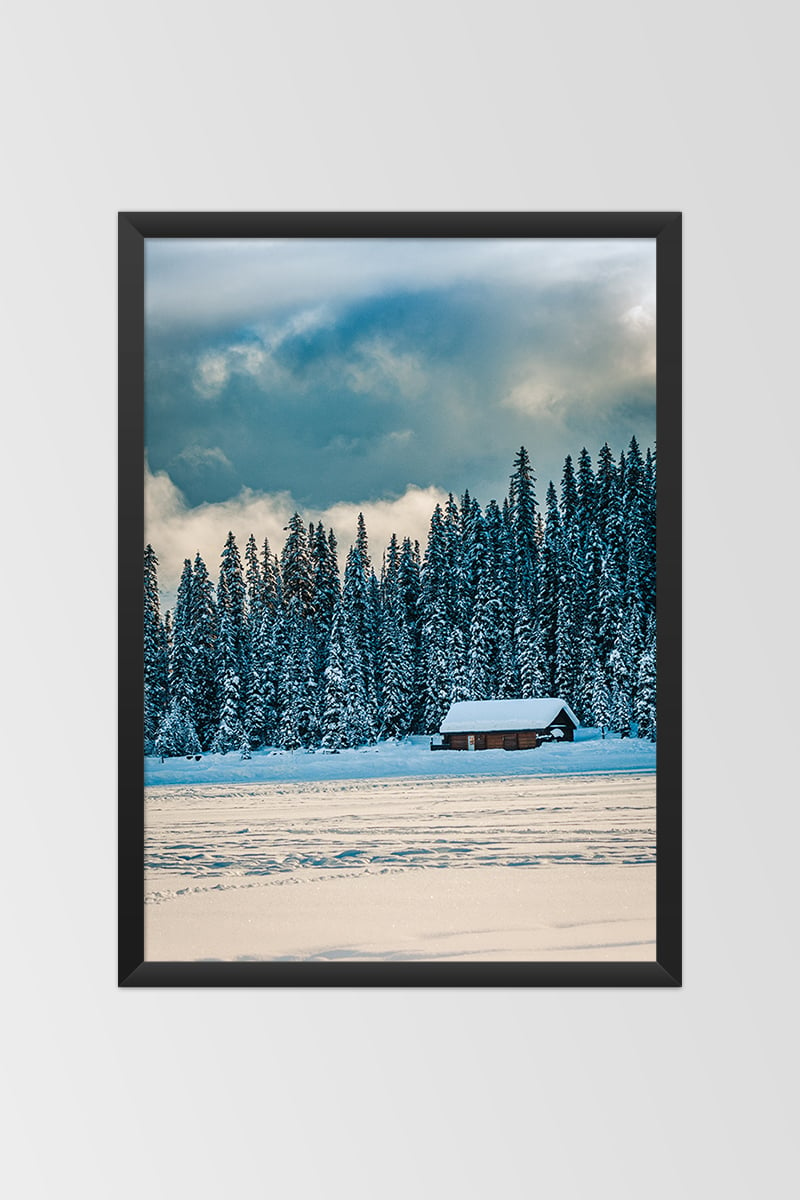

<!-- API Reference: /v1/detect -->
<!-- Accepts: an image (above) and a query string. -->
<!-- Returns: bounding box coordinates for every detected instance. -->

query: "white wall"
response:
[4,3,796,1196]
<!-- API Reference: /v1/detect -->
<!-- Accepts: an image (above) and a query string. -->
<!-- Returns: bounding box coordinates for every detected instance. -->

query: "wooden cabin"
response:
[433,698,579,751]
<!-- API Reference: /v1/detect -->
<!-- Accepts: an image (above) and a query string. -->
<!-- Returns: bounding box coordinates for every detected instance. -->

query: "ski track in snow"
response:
[145,773,656,905]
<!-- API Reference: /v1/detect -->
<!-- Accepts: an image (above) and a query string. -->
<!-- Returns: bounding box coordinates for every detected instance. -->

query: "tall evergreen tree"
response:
[484,499,517,697]
[154,696,201,759]
[342,515,379,741]
[642,446,657,614]
[217,532,250,722]
[245,533,264,625]
[420,504,453,731]
[169,559,195,716]
[275,598,306,750]
[397,536,423,729]
[321,602,350,749]
[537,483,562,695]
[190,553,218,749]
[592,661,611,738]
[609,637,632,738]
[380,606,416,739]
[143,545,168,754]
[280,513,314,616]
[260,536,281,615]
[509,444,538,606]
[635,617,657,741]
[311,521,340,638]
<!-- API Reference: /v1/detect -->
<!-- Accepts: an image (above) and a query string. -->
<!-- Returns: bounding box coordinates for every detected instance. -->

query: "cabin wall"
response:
[441,730,539,750]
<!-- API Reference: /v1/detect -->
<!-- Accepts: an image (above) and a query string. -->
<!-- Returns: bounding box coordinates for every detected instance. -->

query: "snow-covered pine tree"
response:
[509,447,538,694]
[635,616,657,740]
[210,598,246,754]
[381,532,400,601]
[245,533,264,627]
[249,606,278,747]
[341,515,380,743]
[189,553,218,749]
[321,602,350,749]
[143,545,168,754]
[169,559,195,720]
[420,503,453,731]
[280,513,314,617]
[537,482,562,696]
[608,639,632,738]
[154,696,202,759]
[397,536,423,731]
[597,551,623,673]
[163,609,173,664]
[443,493,463,637]
[621,437,647,641]
[379,607,416,740]
[448,625,469,705]
[311,521,340,640]
[576,447,601,655]
[298,636,321,748]
[576,447,597,537]
[554,591,577,703]
[260,536,281,617]
[465,509,494,700]
[596,442,624,581]
[457,492,482,635]
[467,569,494,700]
[516,606,544,698]
[591,660,611,738]
[574,633,597,726]
[557,453,587,707]
[217,532,250,722]
[275,596,305,750]
[484,498,517,698]
[619,602,644,719]
[398,536,421,632]
[559,454,579,545]
[581,520,604,652]
[378,534,416,740]
[643,446,657,615]
[368,570,383,721]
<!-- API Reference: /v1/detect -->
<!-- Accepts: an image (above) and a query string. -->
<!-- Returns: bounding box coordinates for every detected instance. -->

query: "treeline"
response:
[144,440,656,757]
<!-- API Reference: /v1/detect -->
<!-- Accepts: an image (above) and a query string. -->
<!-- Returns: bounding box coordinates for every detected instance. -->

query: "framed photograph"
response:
[119,212,681,986]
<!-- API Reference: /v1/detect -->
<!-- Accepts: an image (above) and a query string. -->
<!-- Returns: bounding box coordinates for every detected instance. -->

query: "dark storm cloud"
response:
[144,239,656,515]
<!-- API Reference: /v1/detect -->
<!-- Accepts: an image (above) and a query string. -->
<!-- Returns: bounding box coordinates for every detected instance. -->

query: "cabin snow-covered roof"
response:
[439,698,579,733]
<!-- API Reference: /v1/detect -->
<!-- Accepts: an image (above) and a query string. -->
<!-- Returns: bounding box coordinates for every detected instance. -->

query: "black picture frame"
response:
[119,211,681,987]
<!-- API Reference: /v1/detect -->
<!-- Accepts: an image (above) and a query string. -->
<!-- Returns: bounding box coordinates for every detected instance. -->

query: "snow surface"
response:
[144,727,655,787]
[440,697,580,732]
[144,771,656,962]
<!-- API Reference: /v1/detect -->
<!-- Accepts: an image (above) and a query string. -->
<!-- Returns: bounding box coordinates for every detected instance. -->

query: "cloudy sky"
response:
[145,237,656,602]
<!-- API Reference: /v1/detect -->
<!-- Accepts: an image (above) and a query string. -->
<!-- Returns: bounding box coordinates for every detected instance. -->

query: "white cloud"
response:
[194,341,271,399]
[384,429,414,446]
[345,337,426,398]
[194,351,231,398]
[144,461,448,606]
[191,307,333,399]
[147,238,657,334]
[174,444,232,471]
[622,302,655,332]
[502,378,566,421]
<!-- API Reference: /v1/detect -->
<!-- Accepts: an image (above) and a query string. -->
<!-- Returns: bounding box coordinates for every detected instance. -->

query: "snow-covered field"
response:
[144,755,656,962]
[144,728,656,787]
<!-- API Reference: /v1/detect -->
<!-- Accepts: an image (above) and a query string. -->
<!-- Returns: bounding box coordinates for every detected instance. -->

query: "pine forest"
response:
[144,439,657,757]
